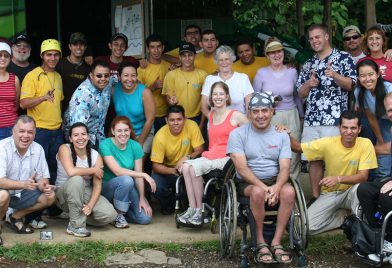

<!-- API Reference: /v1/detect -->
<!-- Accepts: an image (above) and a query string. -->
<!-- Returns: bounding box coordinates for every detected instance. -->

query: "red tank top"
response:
[202,110,237,160]
[0,73,17,128]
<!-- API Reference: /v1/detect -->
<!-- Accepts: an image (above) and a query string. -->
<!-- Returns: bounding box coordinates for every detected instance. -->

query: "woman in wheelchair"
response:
[178,81,248,225]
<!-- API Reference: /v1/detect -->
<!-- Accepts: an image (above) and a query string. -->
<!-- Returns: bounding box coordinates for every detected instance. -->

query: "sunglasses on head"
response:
[95,74,110,79]
[344,35,360,41]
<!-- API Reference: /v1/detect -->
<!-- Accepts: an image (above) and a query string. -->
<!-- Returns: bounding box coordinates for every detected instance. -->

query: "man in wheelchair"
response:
[227,92,295,264]
[287,110,378,235]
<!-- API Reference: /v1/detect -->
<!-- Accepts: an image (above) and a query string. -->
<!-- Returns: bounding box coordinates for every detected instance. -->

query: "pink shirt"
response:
[0,73,17,128]
[202,110,237,160]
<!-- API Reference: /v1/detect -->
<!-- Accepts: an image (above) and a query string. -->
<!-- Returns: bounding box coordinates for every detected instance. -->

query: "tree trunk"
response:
[323,0,332,37]
[296,0,304,38]
[365,0,377,29]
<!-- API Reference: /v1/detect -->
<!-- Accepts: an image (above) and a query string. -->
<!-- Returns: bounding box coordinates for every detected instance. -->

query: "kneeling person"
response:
[151,105,204,215]
[0,116,55,241]
[227,92,294,264]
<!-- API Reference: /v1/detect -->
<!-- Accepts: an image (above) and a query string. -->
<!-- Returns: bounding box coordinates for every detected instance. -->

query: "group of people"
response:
[0,21,391,264]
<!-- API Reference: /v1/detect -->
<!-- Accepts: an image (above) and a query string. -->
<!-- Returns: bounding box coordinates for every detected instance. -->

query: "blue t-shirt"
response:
[354,81,392,118]
[99,137,144,181]
[113,82,146,136]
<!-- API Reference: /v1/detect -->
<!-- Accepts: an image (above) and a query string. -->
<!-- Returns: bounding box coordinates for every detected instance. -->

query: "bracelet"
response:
[337,176,341,184]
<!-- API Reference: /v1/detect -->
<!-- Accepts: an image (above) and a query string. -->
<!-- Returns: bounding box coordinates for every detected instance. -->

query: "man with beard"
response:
[7,34,37,84]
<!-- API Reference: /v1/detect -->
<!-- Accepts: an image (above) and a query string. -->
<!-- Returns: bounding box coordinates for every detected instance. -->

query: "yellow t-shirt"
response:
[166,47,180,57]
[151,119,205,167]
[137,60,170,117]
[233,57,270,83]
[194,53,218,74]
[20,67,64,130]
[162,68,207,118]
[301,136,377,193]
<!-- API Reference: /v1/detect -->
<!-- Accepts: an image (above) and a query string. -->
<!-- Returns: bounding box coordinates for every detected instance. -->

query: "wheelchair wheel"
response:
[219,179,237,258]
[289,179,309,251]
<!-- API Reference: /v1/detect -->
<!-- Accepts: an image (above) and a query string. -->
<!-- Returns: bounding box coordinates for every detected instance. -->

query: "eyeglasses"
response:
[186,31,200,36]
[95,74,110,79]
[0,53,11,59]
[344,35,360,41]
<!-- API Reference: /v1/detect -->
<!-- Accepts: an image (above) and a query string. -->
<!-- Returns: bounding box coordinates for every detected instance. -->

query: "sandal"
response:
[256,243,274,264]
[6,215,34,234]
[271,244,292,264]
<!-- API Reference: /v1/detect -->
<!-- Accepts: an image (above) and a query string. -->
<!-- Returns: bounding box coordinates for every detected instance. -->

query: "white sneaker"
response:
[189,211,202,226]
[384,240,392,253]
[178,208,195,224]
[29,219,47,229]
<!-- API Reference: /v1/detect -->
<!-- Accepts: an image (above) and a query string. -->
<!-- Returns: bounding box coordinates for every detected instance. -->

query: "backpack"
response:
[341,214,381,257]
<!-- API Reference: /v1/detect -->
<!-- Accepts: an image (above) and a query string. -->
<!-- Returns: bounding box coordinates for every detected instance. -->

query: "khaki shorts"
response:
[235,177,277,196]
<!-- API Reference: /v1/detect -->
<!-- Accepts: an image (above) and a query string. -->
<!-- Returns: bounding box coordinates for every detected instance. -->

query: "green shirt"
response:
[99,138,144,181]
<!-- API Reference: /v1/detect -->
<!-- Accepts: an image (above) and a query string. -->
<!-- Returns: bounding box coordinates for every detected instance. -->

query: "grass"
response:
[0,234,349,265]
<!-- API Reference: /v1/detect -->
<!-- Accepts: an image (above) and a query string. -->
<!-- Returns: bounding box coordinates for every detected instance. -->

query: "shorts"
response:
[235,177,276,196]
[9,189,42,210]
[301,125,340,160]
[185,156,229,177]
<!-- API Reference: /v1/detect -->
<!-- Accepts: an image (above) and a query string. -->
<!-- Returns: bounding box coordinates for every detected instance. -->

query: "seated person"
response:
[56,122,117,237]
[357,92,392,262]
[286,110,377,234]
[179,82,248,225]
[99,116,155,227]
[227,92,294,264]
[151,105,204,215]
[0,115,55,242]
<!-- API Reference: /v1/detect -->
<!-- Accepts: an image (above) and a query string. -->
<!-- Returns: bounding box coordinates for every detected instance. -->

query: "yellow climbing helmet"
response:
[40,39,62,55]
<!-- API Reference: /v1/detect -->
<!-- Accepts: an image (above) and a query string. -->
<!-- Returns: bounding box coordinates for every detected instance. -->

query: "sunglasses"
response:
[95,74,110,79]
[344,35,360,41]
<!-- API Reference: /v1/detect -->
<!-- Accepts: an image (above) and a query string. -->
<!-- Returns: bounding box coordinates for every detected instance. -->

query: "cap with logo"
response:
[111,33,128,45]
[179,42,196,54]
[69,32,86,44]
[12,34,30,45]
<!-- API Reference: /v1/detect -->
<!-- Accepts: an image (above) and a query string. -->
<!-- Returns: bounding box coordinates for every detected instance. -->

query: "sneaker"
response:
[189,211,202,226]
[66,223,91,237]
[112,214,129,229]
[29,218,47,229]
[178,208,195,224]
[384,240,392,253]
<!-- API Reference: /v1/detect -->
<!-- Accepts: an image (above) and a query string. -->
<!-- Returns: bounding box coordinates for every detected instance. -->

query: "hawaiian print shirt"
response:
[296,48,357,126]
[63,77,113,145]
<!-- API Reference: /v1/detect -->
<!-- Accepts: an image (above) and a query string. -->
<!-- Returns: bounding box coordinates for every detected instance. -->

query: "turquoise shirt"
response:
[113,82,146,136]
[99,138,144,181]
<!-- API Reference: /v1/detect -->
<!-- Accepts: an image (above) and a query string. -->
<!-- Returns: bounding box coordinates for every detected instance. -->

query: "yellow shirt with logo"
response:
[151,119,204,167]
[301,136,377,193]
[137,60,170,117]
[194,53,218,74]
[162,68,207,118]
[21,67,64,130]
[233,57,270,83]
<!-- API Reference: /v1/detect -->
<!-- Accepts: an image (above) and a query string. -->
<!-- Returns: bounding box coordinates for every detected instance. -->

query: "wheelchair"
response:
[174,165,229,233]
[219,159,309,267]
[354,205,392,267]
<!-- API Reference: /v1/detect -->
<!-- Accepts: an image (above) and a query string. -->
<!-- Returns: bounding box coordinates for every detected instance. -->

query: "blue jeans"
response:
[360,116,392,181]
[152,173,177,211]
[102,175,151,225]
[0,127,12,140]
[34,128,64,184]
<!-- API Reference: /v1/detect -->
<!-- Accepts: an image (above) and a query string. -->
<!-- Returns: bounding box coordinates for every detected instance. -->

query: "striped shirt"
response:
[0,73,17,128]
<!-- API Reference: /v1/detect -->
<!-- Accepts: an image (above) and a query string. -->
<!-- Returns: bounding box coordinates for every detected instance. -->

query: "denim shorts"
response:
[9,189,42,210]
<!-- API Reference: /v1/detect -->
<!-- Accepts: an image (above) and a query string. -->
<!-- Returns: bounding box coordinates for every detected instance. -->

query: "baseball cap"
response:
[111,33,128,45]
[248,92,275,110]
[69,32,86,44]
[265,41,284,54]
[179,42,196,54]
[342,25,361,37]
[12,34,30,45]
[0,42,11,55]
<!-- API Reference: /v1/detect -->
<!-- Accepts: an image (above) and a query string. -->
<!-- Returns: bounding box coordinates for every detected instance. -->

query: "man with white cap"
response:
[296,24,357,206]
[7,34,37,83]
[227,92,294,264]
[342,25,365,64]
[20,39,64,228]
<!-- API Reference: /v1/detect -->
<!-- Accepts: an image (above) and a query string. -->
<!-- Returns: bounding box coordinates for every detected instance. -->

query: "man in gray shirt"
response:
[0,115,55,243]
[227,92,293,264]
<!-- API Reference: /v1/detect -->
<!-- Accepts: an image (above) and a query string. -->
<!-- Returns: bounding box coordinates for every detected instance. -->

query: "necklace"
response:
[45,71,56,91]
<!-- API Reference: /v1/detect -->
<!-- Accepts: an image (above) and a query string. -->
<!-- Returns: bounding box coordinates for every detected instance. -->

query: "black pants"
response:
[357,180,392,240]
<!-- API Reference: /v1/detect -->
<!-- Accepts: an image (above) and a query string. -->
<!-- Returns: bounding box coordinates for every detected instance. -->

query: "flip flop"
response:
[271,244,292,264]
[6,215,34,234]
[256,243,274,264]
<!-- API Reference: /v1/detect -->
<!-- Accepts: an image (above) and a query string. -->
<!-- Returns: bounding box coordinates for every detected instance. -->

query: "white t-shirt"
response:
[201,72,254,114]
[56,144,99,187]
